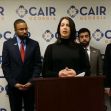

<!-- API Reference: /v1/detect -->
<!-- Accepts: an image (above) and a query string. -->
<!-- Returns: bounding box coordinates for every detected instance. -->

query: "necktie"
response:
[85,48,89,61]
[20,41,25,62]
[85,48,91,75]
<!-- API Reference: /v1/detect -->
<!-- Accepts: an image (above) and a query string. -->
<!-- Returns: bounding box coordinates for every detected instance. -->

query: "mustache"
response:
[23,33,28,36]
[14,32,30,38]
[82,40,88,42]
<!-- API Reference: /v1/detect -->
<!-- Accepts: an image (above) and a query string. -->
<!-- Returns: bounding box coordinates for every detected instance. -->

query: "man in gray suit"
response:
[78,28,103,76]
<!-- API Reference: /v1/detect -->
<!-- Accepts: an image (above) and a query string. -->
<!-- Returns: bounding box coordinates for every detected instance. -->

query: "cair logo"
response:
[0,84,7,93]
[0,56,2,64]
[92,29,111,43]
[0,31,31,41]
[0,85,4,93]
[67,5,106,20]
[92,29,104,41]
[0,33,2,39]
[67,6,79,18]
[0,108,7,111]
[42,30,54,42]
[0,6,4,16]
[0,6,5,21]
[16,5,56,19]
[16,5,28,18]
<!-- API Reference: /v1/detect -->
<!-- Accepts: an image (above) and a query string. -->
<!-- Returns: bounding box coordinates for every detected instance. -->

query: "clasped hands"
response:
[15,82,32,91]
[104,88,111,96]
[58,67,76,77]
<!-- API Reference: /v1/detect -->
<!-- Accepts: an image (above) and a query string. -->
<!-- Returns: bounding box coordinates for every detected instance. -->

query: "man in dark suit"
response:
[1,19,42,111]
[78,28,103,76]
[104,44,111,104]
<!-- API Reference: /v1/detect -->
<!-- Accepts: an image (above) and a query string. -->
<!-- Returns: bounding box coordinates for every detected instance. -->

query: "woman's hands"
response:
[104,88,111,96]
[58,67,76,77]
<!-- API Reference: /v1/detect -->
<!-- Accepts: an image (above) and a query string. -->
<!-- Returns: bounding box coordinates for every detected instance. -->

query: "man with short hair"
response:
[78,28,103,76]
[1,19,42,111]
[104,43,111,110]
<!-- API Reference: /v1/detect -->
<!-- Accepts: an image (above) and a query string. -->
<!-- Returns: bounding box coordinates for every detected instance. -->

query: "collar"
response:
[16,36,26,45]
[84,46,90,51]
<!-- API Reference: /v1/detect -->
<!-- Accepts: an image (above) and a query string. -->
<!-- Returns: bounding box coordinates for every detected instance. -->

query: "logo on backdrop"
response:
[92,29,104,41]
[0,108,7,111]
[16,5,56,20]
[0,31,14,40]
[0,85,7,93]
[0,56,2,64]
[0,31,31,41]
[41,29,111,43]
[67,5,106,20]
[0,6,4,15]
[0,85,4,93]
[67,6,79,18]
[0,33,2,39]
[42,30,54,42]
[16,5,28,18]
[0,6,5,20]
[105,30,111,39]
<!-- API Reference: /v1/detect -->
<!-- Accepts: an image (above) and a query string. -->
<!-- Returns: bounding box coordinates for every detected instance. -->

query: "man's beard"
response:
[19,35,28,40]
[80,42,89,47]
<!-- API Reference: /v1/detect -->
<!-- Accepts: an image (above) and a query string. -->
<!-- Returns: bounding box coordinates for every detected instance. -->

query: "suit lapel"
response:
[90,47,96,65]
[90,47,92,63]
[24,38,31,62]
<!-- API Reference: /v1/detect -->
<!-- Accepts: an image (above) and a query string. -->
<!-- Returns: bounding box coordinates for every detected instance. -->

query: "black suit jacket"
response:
[103,43,111,87]
[1,37,42,88]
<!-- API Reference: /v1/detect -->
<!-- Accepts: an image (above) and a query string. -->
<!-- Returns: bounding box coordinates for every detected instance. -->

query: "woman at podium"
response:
[42,16,90,77]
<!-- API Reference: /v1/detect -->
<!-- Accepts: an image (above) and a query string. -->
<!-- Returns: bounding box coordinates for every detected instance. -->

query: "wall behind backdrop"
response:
[0,0,111,110]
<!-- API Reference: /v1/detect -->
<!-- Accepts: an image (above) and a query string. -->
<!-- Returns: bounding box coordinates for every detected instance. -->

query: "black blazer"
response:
[103,43,111,87]
[1,37,42,88]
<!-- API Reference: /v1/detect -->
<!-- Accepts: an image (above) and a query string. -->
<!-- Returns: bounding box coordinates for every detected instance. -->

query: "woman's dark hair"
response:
[56,16,76,44]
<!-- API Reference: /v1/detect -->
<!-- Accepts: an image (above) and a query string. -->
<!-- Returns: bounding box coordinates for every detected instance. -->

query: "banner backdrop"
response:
[0,0,111,110]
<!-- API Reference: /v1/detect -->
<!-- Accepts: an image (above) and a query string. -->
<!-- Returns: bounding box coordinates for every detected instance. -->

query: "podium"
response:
[33,76,105,111]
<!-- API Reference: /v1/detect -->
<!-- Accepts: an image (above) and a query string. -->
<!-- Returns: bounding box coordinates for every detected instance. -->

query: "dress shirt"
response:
[16,36,26,51]
[85,46,90,60]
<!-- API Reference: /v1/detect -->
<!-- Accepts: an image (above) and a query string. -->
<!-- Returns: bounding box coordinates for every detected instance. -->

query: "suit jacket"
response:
[90,46,103,76]
[103,43,111,87]
[1,37,42,89]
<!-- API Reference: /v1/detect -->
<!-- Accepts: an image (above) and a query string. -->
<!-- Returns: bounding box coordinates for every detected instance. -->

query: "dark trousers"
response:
[8,87,35,111]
